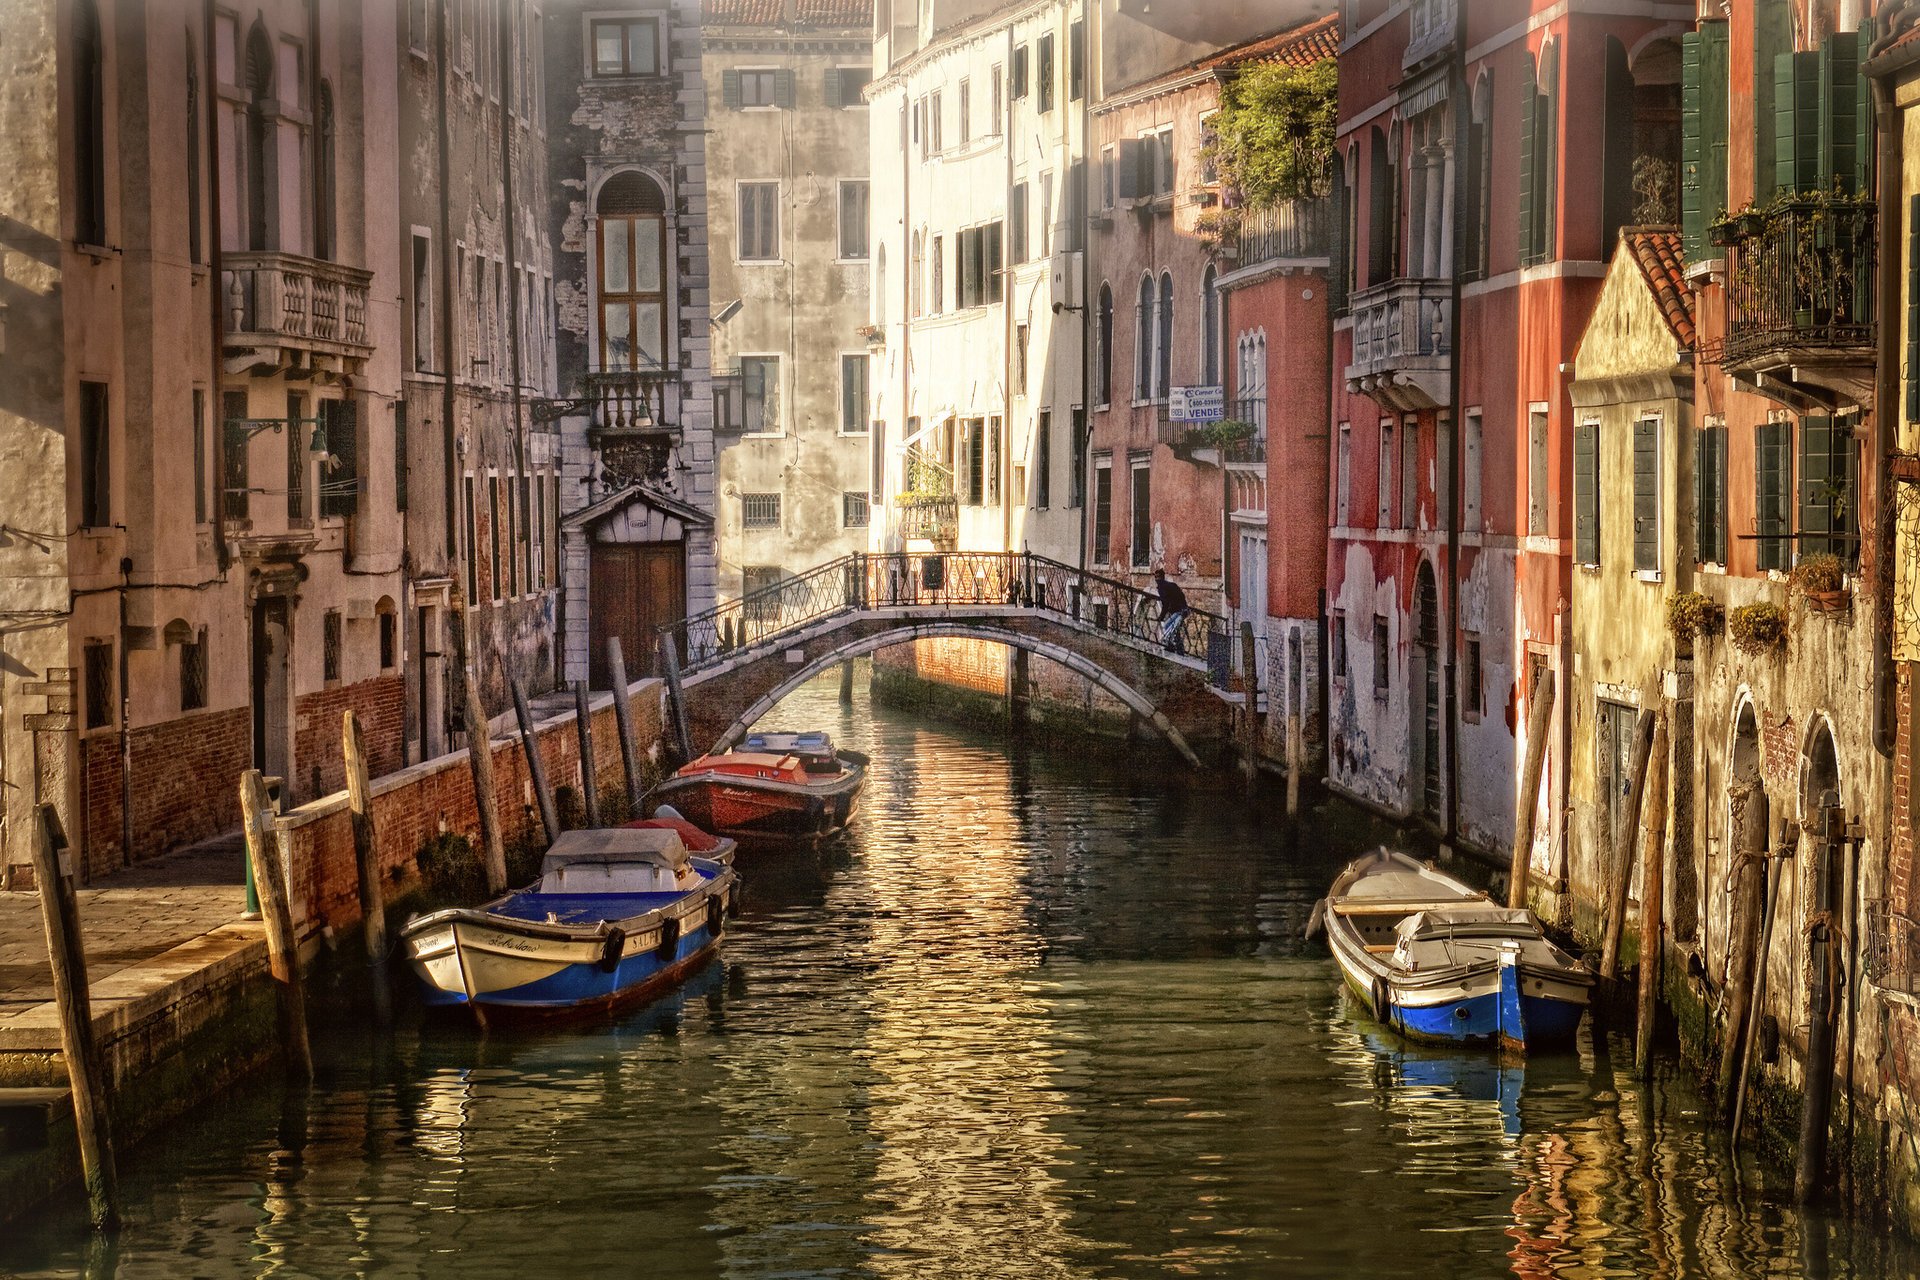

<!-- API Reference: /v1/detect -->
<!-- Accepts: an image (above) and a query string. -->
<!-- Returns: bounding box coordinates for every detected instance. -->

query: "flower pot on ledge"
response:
[1805,588,1850,615]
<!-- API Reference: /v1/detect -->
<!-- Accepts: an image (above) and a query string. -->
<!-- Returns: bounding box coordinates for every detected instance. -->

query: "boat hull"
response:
[1335,952,1588,1049]
[650,764,865,842]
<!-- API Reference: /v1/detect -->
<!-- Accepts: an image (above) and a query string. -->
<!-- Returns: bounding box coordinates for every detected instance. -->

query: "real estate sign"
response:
[1169,385,1225,423]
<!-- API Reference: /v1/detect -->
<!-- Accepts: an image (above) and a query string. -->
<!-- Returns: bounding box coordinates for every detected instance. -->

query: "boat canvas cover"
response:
[1395,907,1539,945]
[540,827,691,876]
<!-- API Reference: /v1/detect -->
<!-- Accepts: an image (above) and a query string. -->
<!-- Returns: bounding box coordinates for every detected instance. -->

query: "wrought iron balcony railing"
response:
[895,448,958,541]
[223,251,372,356]
[1224,396,1267,465]
[1721,197,1876,371]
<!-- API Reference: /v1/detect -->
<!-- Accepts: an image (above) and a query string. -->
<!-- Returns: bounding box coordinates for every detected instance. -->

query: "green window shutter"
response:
[1857,19,1877,194]
[1821,33,1859,194]
[1574,422,1599,565]
[723,70,742,111]
[1694,424,1709,563]
[824,67,843,109]
[1541,51,1559,262]
[1757,421,1792,571]
[1713,427,1728,565]
[1518,54,1537,266]
[1681,33,1704,260]
[1754,0,1793,200]
[1703,23,1730,247]
[1838,418,1860,567]
[1633,419,1658,573]
[1776,51,1820,195]
[1800,414,1832,558]
[774,68,795,109]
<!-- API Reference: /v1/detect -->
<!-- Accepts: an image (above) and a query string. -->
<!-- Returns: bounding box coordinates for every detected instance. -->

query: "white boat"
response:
[1313,849,1593,1051]
[402,825,737,1019]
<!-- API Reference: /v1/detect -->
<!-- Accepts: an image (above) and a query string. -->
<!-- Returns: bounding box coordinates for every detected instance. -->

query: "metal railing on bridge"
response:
[660,552,1233,687]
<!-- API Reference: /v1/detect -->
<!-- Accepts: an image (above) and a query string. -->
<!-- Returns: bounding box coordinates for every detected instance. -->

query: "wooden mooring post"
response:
[606,637,647,816]
[574,680,601,828]
[28,804,118,1231]
[239,769,313,1080]
[1507,670,1556,909]
[1600,709,1658,982]
[1718,786,1768,1114]
[509,674,561,844]
[659,635,695,764]
[342,711,392,1026]
[1634,711,1670,1077]
[1285,707,1303,819]
[1239,622,1259,792]
[454,605,508,895]
[839,659,856,705]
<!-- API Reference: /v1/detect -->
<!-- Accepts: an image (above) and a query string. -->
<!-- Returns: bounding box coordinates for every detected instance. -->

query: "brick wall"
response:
[279,679,666,938]
[875,637,1134,722]
[80,707,251,879]
[292,675,406,803]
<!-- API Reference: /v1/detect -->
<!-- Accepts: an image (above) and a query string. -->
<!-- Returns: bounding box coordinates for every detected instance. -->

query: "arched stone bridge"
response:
[658,553,1245,767]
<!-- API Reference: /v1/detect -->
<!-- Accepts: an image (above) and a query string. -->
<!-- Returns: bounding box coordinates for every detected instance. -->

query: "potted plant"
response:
[1728,601,1789,657]
[1792,552,1849,614]
[1665,591,1724,643]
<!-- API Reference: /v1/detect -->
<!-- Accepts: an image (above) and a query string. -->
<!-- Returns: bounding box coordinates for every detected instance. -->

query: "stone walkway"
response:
[0,833,249,1023]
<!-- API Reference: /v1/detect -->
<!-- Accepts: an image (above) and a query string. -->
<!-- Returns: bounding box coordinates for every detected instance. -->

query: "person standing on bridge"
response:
[1153,568,1190,655]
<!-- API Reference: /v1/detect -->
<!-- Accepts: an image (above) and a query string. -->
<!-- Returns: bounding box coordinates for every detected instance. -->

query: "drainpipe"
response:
[437,0,459,570]
[1002,21,1017,555]
[1441,3,1467,845]
[117,559,132,868]
[206,0,228,571]
[1868,14,1912,762]
[1076,0,1094,572]
[499,0,529,668]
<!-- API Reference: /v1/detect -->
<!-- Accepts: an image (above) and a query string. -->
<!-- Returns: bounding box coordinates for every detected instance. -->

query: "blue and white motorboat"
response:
[401,825,737,1019]
[1314,849,1592,1052]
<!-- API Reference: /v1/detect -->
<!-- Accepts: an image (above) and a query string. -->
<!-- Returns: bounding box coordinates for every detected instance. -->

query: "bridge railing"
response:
[662,552,1232,685]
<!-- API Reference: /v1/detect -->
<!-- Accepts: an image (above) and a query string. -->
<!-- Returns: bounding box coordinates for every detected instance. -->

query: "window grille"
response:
[742,492,782,528]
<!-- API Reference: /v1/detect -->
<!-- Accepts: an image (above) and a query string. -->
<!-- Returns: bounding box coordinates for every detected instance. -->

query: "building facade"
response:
[705,0,875,604]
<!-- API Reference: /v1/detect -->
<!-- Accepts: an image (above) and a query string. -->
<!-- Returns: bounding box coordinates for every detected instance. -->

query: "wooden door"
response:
[590,541,686,688]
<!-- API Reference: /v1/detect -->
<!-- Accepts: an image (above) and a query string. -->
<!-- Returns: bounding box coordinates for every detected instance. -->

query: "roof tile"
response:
[1622,227,1696,350]
[705,0,872,28]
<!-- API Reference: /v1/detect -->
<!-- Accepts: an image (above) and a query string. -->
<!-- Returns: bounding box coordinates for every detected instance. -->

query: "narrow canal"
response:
[5,668,1917,1277]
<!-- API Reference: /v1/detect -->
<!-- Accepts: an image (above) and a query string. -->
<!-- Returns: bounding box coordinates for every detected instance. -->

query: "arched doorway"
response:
[1719,700,1765,983]
[1412,562,1441,822]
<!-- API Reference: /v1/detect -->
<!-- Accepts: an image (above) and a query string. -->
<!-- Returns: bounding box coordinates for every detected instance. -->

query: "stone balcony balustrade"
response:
[222,250,372,378]
[1344,276,1452,413]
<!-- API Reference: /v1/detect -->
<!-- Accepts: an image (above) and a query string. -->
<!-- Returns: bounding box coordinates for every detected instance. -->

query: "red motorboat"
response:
[647,731,868,844]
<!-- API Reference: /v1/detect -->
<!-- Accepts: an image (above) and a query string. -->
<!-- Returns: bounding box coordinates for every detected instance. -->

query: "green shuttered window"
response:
[1680,24,1729,263]
[1574,422,1599,566]
[1798,414,1858,564]
[1695,423,1727,566]
[1632,418,1659,574]
[1756,421,1792,572]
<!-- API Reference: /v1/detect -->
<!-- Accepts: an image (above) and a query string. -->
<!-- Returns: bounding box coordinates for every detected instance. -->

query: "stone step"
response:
[0,1087,71,1152]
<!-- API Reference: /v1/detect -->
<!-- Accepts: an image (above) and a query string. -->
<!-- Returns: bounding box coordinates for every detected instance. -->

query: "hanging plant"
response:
[1202,58,1338,209]
[1727,601,1789,656]
[1665,591,1724,642]
[1791,551,1850,614]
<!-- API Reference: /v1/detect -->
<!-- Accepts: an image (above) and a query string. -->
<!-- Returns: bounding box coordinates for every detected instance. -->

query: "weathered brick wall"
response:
[280,679,665,938]
[874,637,1135,721]
[292,675,406,802]
[80,707,251,879]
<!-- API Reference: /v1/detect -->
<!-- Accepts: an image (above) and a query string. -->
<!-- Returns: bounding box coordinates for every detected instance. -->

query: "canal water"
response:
[5,670,1917,1278]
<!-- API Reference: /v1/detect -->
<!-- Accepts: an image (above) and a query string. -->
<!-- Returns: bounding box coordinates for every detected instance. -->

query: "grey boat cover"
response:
[539,827,690,875]
[1395,906,1541,944]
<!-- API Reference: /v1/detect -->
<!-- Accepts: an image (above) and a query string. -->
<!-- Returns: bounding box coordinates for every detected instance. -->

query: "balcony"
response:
[1224,397,1266,468]
[1403,0,1456,68]
[894,448,958,544]
[1720,196,1876,408]
[1344,277,1452,413]
[222,251,372,378]
[588,368,677,433]
[1226,199,1331,268]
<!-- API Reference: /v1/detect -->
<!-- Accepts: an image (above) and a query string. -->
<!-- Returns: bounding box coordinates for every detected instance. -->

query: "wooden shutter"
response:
[1695,425,1727,566]
[1856,19,1876,194]
[1633,419,1658,573]
[1574,422,1599,565]
[1518,53,1537,266]
[774,69,795,109]
[1821,32,1860,194]
[824,67,843,109]
[1800,415,1834,557]
[1775,51,1820,196]
[723,69,742,110]
[1757,421,1790,570]
[1703,23,1730,245]
[1681,33,1705,260]
[1542,56,1558,262]
[1754,0,1793,200]
[1009,183,1027,263]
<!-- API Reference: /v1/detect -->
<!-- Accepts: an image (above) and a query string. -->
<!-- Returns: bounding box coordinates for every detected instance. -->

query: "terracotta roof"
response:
[1198,12,1342,73]
[1623,227,1695,349]
[705,0,873,29]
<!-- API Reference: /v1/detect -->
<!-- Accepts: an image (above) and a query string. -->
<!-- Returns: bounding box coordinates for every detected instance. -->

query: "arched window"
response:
[1156,272,1174,400]
[245,22,274,251]
[1466,72,1492,280]
[595,171,668,370]
[1096,282,1113,406]
[1520,43,1558,265]
[1134,273,1153,401]
[75,0,107,245]
[315,81,335,260]
[1201,265,1219,387]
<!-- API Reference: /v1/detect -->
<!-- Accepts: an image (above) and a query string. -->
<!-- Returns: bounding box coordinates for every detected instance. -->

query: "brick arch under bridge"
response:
[680,616,1233,768]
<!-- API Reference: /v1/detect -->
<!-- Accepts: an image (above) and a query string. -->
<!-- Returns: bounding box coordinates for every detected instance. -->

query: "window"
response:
[931,236,944,313]
[193,390,208,523]
[729,68,785,108]
[1528,408,1549,537]
[1330,611,1348,681]
[1034,410,1052,509]
[1372,617,1390,693]
[1799,414,1858,564]
[187,36,202,263]
[1012,44,1029,99]
[910,231,924,316]
[738,181,780,262]
[1400,416,1418,529]
[742,492,781,529]
[79,380,110,528]
[1465,73,1490,279]
[1037,33,1055,112]
[244,24,274,251]
[742,356,780,432]
[321,398,360,517]
[1463,634,1483,720]
[841,355,868,433]
[1152,127,1176,196]
[1015,324,1030,395]
[411,232,433,372]
[1696,418,1727,564]
[379,608,396,670]
[987,418,1003,506]
[1069,20,1085,101]
[488,477,503,600]
[314,82,335,260]
[1134,275,1154,400]
[84,641,112,731]
[1756,419,1792,571]
[1092,457,1113,564]
[1096,283,1113,405]
[1463,409,1482,531]
[463,474,478,605]
[1336,423,1352,525]
[1009,182,1028,263]
[1039,170,1054,256]
[827,65,871,107]
[955,223,1003,308]
[179,626,208,711]
[223,390,249,521]
[1633,416,1660,574]
[1377,420,1393,528]
[75,0,106,245]
[532,471,546,590]
[1519,44,1559,266]
[1100,146,1115,209]
[1155,273,1173,400]
[1070,406,1087,508]
[286,393,307,522]
[843,491,870,528]
[1130,457,1151,568]
[930,90,943,151]
[990,64,1003,131]
[1202,267,1219,386]
[1680,23,1730,261]
[839,181,870,259]
[958,78,971,146]
[961,418,986,505]
[323,610,342,683]
[1573,420,1599,565]
[393,401,409,514]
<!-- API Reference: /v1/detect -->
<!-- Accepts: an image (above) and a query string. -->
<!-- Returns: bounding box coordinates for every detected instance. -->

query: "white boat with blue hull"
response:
[402,826,738,1019]
[1313,850,1593,1052]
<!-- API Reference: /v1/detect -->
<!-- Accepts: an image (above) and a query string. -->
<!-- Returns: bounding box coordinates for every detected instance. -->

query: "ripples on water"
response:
[3,667,1914,1278]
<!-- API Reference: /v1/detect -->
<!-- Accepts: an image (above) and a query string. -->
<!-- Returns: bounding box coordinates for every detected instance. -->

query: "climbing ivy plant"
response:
[1203,58,1338,211]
